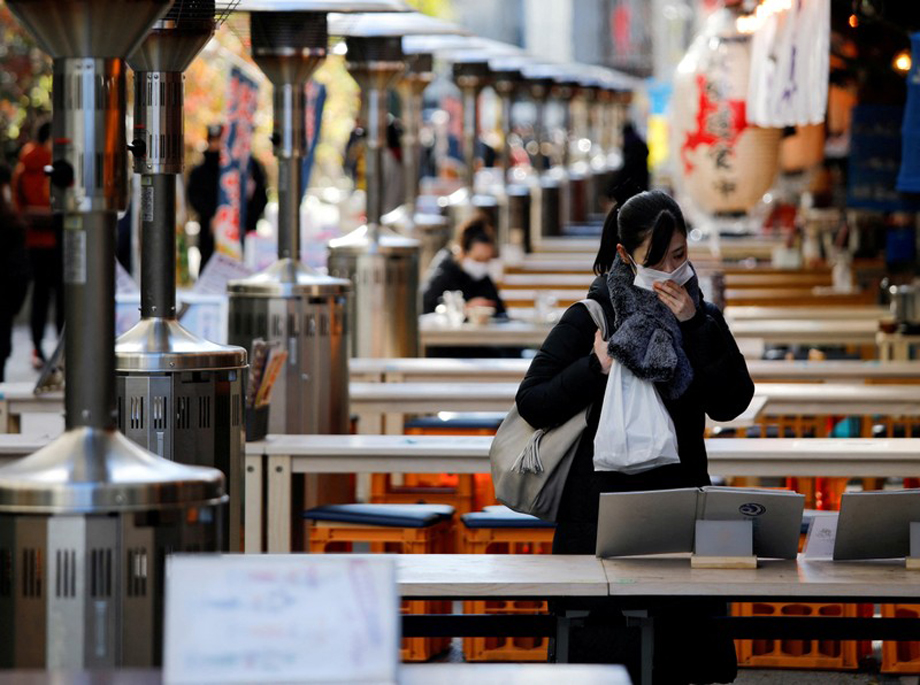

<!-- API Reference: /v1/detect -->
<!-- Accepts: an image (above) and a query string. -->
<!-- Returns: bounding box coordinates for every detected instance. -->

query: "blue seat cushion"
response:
[405,412,505,430]
[302,503,455,528]
[461,505,555,529]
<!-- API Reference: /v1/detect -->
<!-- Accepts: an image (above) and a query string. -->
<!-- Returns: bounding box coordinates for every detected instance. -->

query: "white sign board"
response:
[193,253,253,296]
[164,555,399,685]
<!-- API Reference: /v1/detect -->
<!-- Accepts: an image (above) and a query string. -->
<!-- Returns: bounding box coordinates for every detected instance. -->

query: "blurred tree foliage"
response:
[0,2,52,163]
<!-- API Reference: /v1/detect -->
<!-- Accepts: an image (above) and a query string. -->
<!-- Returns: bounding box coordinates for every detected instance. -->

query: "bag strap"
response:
[576,298,609,340]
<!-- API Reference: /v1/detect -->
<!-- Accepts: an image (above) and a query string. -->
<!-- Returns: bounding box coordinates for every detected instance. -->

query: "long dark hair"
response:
[455,213,496,254]
[593,190,687,275]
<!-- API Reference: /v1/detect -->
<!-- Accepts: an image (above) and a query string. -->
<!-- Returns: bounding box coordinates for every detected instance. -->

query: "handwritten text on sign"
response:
[164,555,399,684]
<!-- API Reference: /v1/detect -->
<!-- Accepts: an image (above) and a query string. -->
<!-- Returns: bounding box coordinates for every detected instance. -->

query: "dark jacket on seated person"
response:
[422,251,506,316]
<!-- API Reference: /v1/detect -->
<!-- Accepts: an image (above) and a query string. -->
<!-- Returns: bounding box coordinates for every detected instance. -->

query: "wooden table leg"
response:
[267,454,292,554]
[244,453,264,554]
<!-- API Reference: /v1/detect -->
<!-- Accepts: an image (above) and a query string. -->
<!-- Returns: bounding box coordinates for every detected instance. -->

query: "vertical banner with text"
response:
[214,67,259,261]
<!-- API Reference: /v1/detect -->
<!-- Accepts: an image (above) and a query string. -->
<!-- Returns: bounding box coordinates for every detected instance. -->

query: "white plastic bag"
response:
[592,361,681,474]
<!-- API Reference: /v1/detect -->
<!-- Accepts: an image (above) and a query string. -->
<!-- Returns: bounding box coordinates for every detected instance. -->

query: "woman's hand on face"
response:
[653,280,697,322]
[593,330,613,375]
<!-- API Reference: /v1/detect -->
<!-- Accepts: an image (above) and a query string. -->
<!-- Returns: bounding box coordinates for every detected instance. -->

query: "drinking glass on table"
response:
[534,291,559,323]
[441,290,466,327]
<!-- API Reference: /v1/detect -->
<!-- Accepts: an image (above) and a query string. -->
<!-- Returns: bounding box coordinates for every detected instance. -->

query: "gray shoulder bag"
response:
[490,299,609,522]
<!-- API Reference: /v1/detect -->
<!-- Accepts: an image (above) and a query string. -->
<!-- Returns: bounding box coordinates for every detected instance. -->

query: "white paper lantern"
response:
[671,8,782,215]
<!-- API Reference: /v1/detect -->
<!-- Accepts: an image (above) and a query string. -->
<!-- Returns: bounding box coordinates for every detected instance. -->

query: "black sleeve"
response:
[422,264,458,314]
[516,303,608,429]
[680,302,755,422]
[481,276,506,316]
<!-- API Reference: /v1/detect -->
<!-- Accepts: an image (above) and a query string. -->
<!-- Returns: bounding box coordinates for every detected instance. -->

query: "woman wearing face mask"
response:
[422,214,507,317]
[516,190,754,684]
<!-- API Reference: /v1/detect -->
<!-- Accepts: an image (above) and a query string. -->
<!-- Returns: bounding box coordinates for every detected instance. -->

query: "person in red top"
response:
[12,119,62,369]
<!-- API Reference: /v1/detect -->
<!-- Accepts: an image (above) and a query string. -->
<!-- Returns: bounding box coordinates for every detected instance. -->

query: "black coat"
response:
[516,274,753,683]
[422,253,506,316]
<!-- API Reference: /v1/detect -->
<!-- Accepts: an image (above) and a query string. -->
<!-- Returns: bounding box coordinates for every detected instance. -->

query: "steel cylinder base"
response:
[328,250,420,359]
[0,502,221,668]
[115,367,244,551]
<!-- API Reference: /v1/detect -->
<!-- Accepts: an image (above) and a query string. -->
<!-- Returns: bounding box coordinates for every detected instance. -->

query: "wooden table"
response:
[418,319,553,352]
[726,305,891,322]
[499,288,588,308]
[243,435,920,554]
[761,382,920,416]
[0,663,629,685]
[0,383,61,434]
[349,382,766,434]
[724,288,875,307]
[727,319,881,347]
[599,555,920,684]
[500,273,596,289]
[9,378,919,436]
[401,663,629,684]
[350,357,920,384]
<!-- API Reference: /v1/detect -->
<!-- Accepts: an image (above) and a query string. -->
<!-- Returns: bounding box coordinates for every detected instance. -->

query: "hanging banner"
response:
[747,0,830,128]
[672,9,781,215]
[301,80,327,197]
[213,67,259,261]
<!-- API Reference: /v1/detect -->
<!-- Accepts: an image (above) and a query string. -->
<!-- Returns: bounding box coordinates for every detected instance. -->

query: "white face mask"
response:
[461,258,491,281]
[630,256,694,291]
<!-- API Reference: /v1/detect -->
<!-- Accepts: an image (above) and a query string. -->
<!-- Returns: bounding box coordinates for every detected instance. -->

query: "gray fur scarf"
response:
[605,254,701,400]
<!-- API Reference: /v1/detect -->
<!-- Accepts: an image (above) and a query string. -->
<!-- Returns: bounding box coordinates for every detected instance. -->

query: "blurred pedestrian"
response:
[12,119,62,369]
[188,124,268,270]
[0,162,31,382]
[187,124,223,271]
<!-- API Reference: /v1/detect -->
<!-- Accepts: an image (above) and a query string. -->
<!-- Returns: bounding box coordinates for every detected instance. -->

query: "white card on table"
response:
[163,555,399,685]
[803,513,838,559]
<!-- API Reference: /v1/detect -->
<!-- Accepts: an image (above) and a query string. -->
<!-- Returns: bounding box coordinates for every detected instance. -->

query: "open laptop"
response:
[596,486,804,559]
[834,490,920,560]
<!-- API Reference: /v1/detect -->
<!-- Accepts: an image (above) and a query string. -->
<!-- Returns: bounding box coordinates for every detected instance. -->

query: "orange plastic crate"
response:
[882,604,920,674]
[462,524,555,661]
[732,602,872,670]
[308,518,452,661]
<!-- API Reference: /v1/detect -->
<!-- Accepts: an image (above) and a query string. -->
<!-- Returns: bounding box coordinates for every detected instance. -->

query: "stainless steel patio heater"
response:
[489,57,530,252]
[332,14,467,280]
[117,0,247,553]
[583,78,611,221]
[228,1,404,432]
[0,0,227,669]
[328,29,420,358]
[553,70,587,229]
[523,64,564,239]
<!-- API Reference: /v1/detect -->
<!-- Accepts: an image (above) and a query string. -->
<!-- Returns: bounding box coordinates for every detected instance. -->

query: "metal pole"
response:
[399,82,424,217]
[461,82,478,192]
[364,85,387,243]
[139,174,177,319]
[64,211,117,430]
[498,83,514,187]
[530,81,550,176]
[274,83,306,261]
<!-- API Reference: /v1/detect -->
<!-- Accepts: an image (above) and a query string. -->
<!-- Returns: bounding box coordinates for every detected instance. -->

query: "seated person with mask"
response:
[422,214,506,317]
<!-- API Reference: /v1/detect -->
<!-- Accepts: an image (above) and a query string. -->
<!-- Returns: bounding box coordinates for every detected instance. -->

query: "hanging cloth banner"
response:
[747,0,830,128]
[214,67,260,261]
[301,80,327,198]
